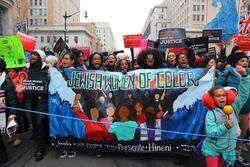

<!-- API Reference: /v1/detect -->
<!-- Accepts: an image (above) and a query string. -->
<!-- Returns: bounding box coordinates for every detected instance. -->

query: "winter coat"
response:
[0,73,18,116]
[202,75,250,162]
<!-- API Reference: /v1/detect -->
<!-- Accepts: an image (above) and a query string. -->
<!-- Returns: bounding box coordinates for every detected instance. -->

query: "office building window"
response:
[34,0,37,5]
[44,9,47,16]
[202,5,205,11]
[34,9,37,16]
[34,19,38,25]
[53,36,57,42]
[47,36,50,43]
[39,9,42,16]
[30,19,33,26]
[43,0,47,5]
[159,14,163,19]
[201,15,204,21]
[193,5,196,11]
[41,36,44,43]
[197,15,200,21]
[39,0,42,5]
[74,36,78,43]
[30,0,33,6]
[197,5,200,11]
[39,19,42,25]
[30,9,33,16]
[44,19,47,25]
[193,15,196,21]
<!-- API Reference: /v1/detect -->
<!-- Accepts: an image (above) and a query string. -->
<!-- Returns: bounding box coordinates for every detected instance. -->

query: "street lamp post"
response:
[63,10,88,42]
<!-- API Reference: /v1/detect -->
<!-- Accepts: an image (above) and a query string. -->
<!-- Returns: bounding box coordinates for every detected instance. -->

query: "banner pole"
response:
[130,48,134,61]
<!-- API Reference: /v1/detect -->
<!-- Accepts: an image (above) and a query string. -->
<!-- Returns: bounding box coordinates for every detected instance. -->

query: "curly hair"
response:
[137,49,164,69]
[115,59,131,72]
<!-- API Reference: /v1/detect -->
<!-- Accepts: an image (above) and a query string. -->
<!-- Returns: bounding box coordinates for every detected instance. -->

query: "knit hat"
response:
[45,55,58,67]
[231,52,249,67]
[31,50,46,62]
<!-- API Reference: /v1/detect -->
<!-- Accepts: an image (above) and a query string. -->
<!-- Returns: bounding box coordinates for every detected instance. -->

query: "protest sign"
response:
[208,47,217,57]
[23,72,48,94]
[140,39,156,51]
[73,47,91,58]
[49,67,213,153]
[123,34,142,48]
[189,37,209,55]
[158,28,186,49]
[17,31,37,52]
[0,36,26,68]
[234,34,250,51]
[53,37,71,59]
[202,29,222,43]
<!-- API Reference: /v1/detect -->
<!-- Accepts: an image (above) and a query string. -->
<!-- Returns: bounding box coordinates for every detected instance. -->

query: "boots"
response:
[13,134,22,147]
[34,137,45,161]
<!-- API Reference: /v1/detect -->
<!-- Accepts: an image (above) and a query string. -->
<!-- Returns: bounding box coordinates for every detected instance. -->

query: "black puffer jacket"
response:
[0,73,18,117]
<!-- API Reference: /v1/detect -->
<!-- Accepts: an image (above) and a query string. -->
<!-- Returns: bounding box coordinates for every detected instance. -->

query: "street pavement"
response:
[2,131,250,167]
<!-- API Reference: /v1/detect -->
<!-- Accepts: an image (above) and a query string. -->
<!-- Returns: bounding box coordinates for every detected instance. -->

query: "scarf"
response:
[0,72,6,133]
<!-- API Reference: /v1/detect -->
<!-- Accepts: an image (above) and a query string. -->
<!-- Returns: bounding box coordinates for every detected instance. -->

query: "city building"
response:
[240,0,250,20]
[94,22,115,52]
[141,3,171,41]
[12,0,29,33]
[82,23,101,52]
[164,0,207,30]
[0,0,14,35]
[27,0,80,27]
[28,23,93,51]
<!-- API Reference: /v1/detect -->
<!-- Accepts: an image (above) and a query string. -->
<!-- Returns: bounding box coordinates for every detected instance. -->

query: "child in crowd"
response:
[216,52,250,166]
[201,65,250,167]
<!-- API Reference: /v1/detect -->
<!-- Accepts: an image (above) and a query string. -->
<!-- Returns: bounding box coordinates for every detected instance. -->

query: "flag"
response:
[239,14,250,34]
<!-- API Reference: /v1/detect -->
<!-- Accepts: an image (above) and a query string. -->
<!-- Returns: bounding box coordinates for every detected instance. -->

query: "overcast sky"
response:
[80,0,163,51]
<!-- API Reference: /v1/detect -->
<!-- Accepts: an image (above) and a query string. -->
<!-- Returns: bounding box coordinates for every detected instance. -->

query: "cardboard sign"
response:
[202,29,222,43]
[123,34,142,48]
[17,31,37,52]
[234,35,250,51]
[23,72,48,94]
[189,37,209,55]
[208,47,217,57]
[140,39,156,51]
[158,28,186,48]
[53,37,71,59]
[0,36,26,68]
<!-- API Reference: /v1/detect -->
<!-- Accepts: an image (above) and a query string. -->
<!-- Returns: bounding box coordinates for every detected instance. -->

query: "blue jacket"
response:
[202,76,250,163]
[216,67,250,114]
